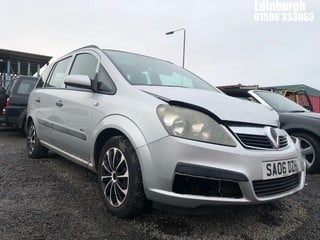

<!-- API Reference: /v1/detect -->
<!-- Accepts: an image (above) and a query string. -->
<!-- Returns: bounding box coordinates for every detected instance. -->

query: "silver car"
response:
[27,45,305,218]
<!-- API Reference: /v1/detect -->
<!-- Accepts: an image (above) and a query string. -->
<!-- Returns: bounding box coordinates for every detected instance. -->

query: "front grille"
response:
[253,174,300,197]
[279,136,288,148]
[237,134,273,149]
[236,133,288,150]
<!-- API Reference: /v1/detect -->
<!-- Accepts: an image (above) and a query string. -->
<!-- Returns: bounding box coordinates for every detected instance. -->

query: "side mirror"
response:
[64,75,92,89]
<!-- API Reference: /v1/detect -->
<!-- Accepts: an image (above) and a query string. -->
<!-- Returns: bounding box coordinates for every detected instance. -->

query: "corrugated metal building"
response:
[0,49,52,87]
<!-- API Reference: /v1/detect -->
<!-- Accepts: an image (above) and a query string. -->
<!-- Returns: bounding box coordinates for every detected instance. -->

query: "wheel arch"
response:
[26,115,40,135]
[26,115,34,127]
[286,128,320,142]
[286,128,320,173]
[93,115,149,172]
[94,128,126,171]
[18,109,27,129]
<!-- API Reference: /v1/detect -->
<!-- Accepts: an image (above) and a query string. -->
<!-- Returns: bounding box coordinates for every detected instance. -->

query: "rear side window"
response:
[47,57,71,88]
[14,79,37,94]
[70,53,98,80]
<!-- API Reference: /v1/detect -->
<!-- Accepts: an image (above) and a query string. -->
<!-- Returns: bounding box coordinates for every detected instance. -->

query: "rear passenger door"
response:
[34,56,72,148]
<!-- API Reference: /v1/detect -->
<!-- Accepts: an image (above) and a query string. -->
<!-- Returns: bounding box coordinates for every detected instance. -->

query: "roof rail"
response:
[74,45,100,51]
[65,45,100,56]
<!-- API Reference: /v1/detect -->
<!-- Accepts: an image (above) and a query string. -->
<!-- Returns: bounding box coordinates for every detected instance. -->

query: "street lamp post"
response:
[166,28,186,68]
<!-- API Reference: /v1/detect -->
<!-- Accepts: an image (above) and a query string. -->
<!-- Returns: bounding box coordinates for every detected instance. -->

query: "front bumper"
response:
[137,135,305,208]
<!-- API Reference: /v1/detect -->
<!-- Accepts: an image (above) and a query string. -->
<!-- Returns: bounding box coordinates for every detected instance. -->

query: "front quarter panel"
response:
[91,114,168,186]
[92,114,150,151]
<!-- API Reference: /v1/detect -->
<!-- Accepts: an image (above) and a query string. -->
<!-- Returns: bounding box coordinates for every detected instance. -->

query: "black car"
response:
[0,87,6,114]
[221,88,320,174]
[0,80,16,123]
[3,76,40,133]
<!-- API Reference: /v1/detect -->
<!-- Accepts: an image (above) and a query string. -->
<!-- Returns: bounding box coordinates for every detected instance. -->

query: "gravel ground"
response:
[0,127,319,240]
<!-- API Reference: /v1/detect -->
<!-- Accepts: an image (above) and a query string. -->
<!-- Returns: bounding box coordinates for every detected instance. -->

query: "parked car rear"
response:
[0,87,6,114]
[0,80,16,123]
[3,76,40,133]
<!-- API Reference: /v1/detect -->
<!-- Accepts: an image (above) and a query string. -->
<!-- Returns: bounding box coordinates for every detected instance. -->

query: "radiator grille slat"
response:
[253,174,300,197]
[279,136,288,148]
[236,133,288,150]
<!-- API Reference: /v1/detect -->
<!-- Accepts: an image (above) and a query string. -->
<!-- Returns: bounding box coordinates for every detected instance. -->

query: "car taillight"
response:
[6,97,10,107]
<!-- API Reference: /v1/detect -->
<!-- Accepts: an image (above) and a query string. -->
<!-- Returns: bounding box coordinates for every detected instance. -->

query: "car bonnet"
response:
[139,86,279,126]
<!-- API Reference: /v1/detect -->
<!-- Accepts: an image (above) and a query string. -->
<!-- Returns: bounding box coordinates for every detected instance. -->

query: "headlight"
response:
[157,104,236,147]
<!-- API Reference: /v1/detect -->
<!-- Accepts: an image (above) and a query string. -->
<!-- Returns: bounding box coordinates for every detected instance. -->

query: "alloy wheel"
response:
[100,147,129,207]
[299,136,315,170]
[27,124,36,155]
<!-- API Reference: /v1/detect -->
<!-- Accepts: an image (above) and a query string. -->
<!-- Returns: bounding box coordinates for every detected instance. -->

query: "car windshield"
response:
[104,50,217,92]
[253,90,308,112]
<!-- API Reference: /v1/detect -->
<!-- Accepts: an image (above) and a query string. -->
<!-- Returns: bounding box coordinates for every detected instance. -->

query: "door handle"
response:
[36,97,40,103]
[55,101,63,107]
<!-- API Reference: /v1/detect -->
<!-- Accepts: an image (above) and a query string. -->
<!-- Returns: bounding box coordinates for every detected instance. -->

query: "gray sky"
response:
[1,0,319,89]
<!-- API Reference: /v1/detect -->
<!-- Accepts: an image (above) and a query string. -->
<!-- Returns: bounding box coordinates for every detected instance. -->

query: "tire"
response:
[27,120,48,159]
[292,132,320,174]
[98,136,148,218]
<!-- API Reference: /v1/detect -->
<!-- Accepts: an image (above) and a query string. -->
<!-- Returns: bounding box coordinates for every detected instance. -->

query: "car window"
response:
[70,53,98,80]
[14,79,37,94]
[40,65,52,86]
[47,57,71,88]
[97,65,115,93]
[104,50,217,92]
[253,91,308,112]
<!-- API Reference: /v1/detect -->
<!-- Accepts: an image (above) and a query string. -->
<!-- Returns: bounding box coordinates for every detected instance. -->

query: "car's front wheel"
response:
[98,136,148,218]
[27,120,48,158]
[292,132,320,173]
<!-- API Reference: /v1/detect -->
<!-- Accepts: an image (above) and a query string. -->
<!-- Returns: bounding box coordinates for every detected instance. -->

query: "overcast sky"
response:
[1,0,319,89]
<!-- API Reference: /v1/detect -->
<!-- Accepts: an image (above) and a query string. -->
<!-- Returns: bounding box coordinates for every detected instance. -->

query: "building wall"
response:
[310,96,320,113]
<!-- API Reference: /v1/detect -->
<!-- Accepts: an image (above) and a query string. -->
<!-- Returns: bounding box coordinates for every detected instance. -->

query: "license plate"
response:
[262,159,298,180]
